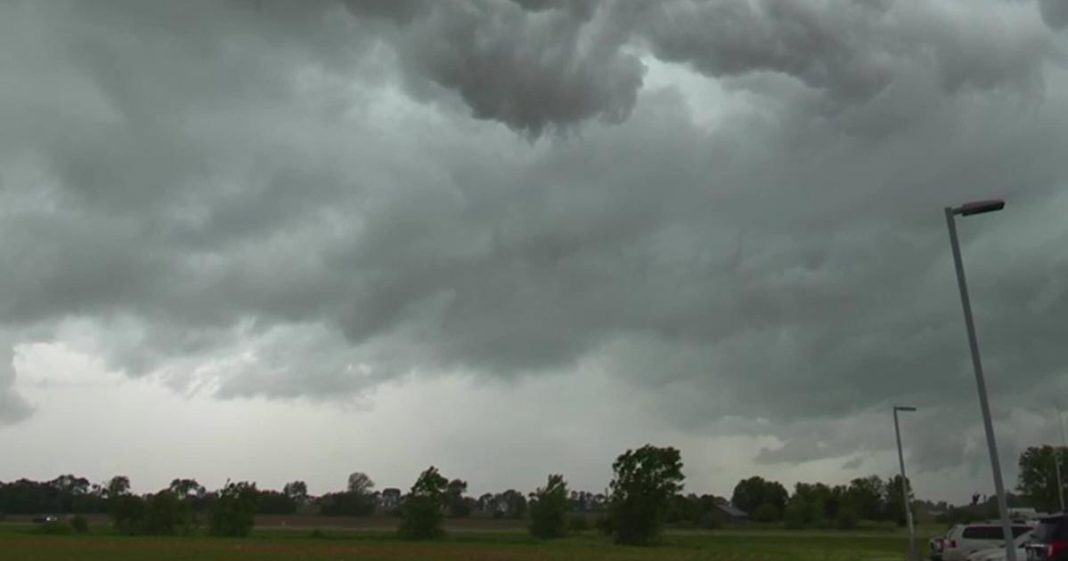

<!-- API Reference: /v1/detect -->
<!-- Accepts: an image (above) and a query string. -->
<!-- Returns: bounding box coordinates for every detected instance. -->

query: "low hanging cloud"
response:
[2,0,1068,483]
[0,345,32,425]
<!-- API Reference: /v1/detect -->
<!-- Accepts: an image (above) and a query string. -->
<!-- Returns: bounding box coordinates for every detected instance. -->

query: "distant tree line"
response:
[0,444,685,545]
[9,445,1065,543]
[726,473,914,529]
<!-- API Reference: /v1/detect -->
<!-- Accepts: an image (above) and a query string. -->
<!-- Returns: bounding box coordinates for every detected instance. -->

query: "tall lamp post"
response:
[945,199,1016,561]
[1055,406,1063,510]
[894,405,918,561]
[1054,409,1066,513]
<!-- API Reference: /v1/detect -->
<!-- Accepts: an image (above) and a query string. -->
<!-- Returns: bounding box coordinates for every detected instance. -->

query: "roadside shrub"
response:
[836,506,859,530]
[70,515,89,534]
[568,515,590,534]
[595,515,614,537]
[35,520,74,535]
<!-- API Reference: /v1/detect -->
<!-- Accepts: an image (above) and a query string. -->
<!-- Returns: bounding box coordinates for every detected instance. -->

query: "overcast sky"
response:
[1,0,1068,503]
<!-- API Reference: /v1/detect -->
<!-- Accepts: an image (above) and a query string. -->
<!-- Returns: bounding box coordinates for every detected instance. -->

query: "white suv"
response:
[942,522,1034,561]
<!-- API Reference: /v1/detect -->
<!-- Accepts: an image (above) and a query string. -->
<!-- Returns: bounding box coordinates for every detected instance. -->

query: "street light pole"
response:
[894,405,918,561]
[1054,409,1066,514]
[1058,409,1068,513]
[944,200,1016,561]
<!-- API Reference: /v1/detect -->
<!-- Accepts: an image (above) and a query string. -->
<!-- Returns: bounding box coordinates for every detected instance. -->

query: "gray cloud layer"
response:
[1040,0,1068,29]
[2,0,1068,478]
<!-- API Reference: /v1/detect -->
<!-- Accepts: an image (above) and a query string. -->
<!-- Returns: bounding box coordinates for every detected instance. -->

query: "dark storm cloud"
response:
[2,0,1068,483]
[384,1,644,136]
[244,0,644,135]
[1040,0,1068,29]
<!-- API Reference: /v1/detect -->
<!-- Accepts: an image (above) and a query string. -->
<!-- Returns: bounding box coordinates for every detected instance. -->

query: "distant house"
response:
[713,500,749,523]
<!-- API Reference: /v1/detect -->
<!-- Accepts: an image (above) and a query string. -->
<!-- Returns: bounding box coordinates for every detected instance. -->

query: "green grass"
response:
[0,525,925,561]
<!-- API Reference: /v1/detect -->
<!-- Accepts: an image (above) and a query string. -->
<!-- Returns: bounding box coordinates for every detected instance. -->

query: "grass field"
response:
[0,525,933,561]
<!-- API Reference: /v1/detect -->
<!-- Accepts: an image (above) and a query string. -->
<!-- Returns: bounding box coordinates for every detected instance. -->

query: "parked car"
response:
[943,522,1034,561]
[1024,514,1068,560]
[933,535,948,561]
[967,545,1028,561]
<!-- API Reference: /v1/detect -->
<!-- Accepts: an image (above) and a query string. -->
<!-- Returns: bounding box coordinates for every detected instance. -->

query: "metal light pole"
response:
[1054,409,1066,513]
[945,199,1017,561]
[894,405,918,561]
[1058,409,1068,513]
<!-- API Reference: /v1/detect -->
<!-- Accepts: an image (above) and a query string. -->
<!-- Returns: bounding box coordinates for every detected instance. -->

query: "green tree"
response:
[529,474,569,539]
[283,481,308,506]
[111,494,147,535]
[845,476,885,521]
[497,489,527,519]
[607,445,685,545]
[836,504,860,530]
[884,475,913,527]
[783,497,807,529]
[209,481,258,537]
[1017,445,1068,513]
[752,503,779,523]
[106,476,131,501]
[347,472,375,495]
[142,490,193,535]
[731,476,788,520]
[169,479,205,500]
[322,472,377,517]
[446,479,470,517]
[399,466,448,540]
[792,482,838,524]
[784,484,829,528]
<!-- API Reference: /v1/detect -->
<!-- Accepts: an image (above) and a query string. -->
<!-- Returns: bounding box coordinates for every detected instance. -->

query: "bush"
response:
[70,515,89,534]
[209,481,258,537]
[529,475,569,539]
[568,515,590,534]
[836,506,859,530]
[595,515,614,537]
[35,520,74,535]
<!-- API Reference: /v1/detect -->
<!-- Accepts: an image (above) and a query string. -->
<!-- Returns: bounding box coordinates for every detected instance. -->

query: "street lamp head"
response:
[955,199,1005,217]
[894,405,918,412]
